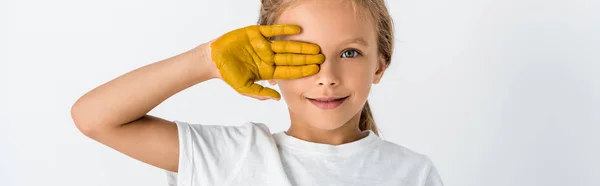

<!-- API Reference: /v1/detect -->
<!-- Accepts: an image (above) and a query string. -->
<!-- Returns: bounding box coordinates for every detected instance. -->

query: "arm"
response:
[70,24,323,173]
[70,43,218,172]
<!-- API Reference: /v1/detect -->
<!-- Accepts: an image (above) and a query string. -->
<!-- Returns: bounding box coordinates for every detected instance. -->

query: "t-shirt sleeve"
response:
[166,120,265,186]
[423,157,444,186]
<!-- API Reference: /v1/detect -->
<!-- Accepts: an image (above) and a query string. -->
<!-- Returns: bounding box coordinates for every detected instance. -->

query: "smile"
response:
[306,96,349,109]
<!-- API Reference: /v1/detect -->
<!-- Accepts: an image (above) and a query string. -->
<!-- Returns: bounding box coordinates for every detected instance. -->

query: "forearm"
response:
[71,43,218,130]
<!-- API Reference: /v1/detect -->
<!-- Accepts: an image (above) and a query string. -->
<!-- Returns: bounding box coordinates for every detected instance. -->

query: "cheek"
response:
[340,58,378,85]
[277,80,313,115]
[343,71,373,97]
[277,79,307,100]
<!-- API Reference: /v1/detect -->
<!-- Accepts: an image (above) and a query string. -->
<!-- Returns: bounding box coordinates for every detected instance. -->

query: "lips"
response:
[306,96,349,109]
[308,97,347,102]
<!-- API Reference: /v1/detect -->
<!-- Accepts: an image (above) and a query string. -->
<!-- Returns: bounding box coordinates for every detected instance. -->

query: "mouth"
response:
[305,95,350,109]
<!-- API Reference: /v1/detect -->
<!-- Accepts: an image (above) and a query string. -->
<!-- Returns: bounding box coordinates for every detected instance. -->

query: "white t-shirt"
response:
[165,120,444,186]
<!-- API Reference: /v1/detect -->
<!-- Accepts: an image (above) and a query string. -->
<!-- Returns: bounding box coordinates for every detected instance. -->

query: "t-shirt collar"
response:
[272,130,380,155]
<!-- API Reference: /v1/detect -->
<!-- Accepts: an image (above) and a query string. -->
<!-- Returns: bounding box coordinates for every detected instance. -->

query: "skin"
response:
[269,0,388,145]
[71,0,388,173]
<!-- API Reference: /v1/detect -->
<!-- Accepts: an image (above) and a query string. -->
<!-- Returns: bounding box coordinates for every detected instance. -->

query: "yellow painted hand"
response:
[210,24,325,100]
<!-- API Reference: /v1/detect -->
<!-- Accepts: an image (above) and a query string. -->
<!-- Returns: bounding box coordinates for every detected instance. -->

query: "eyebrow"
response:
[342,37,369,46]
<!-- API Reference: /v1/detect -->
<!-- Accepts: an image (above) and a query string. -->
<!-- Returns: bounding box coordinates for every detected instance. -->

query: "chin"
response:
[300,110,355,130]
[306,118,346,130]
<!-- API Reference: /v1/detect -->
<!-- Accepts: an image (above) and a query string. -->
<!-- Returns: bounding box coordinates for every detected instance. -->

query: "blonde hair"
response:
[258,0,394,136]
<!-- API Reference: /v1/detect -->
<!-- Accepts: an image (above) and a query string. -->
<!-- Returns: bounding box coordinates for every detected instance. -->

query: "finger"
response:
[243,26,276,63]
[237,83,281,100]
[272,64,320,79]
[241,93,275,101]
[250,37,275,63]
[271,40,321,54]
[259,24,301,38]
[274,53,325,66]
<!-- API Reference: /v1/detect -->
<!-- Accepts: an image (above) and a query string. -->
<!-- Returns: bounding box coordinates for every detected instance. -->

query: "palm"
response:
[218,51,275,89]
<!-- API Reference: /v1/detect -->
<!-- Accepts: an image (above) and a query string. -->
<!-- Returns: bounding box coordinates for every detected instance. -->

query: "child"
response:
[70,0,444,185]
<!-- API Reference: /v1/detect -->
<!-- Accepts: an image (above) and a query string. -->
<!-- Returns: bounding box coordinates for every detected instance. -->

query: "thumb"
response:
[238,83,281,100]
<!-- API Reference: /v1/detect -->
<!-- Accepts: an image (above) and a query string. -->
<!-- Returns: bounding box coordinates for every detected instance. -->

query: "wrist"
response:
[195,41,221,80]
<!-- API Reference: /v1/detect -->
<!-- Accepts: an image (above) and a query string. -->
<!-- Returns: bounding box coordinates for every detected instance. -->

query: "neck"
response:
[285,110,368,145]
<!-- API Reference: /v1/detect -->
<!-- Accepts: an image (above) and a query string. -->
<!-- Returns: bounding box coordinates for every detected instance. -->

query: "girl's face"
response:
[271,0,387,130]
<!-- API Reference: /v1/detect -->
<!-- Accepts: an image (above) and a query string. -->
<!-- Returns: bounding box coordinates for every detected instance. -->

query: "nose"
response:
[315,58,341,87]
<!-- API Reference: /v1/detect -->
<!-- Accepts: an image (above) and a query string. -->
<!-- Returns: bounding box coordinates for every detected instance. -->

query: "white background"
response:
[1,0,599,185]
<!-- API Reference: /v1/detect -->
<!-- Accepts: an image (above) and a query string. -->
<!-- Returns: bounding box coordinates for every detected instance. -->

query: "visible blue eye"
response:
[341,49,361,58]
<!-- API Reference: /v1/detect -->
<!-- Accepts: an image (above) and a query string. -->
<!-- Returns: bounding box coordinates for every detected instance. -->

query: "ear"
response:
[268,79,277,85]
[372,56,388,84]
